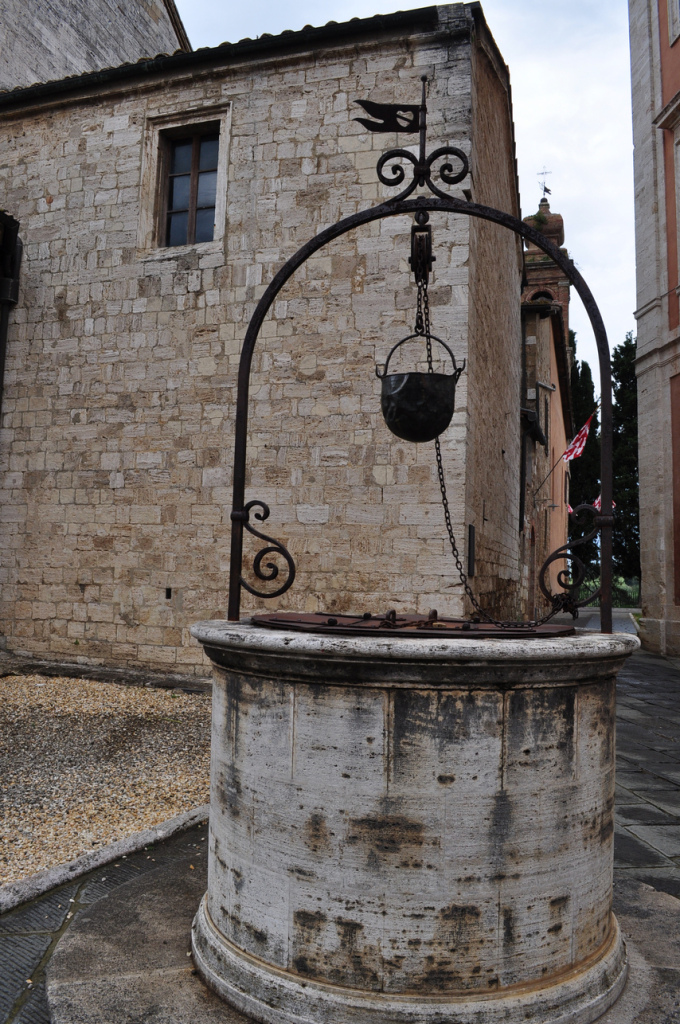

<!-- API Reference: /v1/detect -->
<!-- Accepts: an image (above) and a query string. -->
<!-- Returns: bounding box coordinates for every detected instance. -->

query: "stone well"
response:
[190,621,638,1024]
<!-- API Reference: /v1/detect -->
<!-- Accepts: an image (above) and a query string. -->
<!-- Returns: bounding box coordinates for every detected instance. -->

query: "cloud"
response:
[482,0,634,378]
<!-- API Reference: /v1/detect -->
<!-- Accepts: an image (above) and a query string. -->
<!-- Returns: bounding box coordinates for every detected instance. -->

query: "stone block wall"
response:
[0,5,524,675]
[629,0,680,653]
[0,0,188,93]
[465,37,523,617]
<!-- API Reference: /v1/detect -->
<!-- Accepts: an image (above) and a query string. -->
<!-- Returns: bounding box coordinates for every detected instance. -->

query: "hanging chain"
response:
[433,436,563,628]
[414,279,434,370]
[417,271,561,629]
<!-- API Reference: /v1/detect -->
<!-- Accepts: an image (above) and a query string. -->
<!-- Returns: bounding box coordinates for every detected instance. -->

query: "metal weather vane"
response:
[538,166,552,196]
[353,77,470,202]
[353,98,420,133]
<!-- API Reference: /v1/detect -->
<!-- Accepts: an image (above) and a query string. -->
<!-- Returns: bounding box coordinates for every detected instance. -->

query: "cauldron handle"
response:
[375,332,463,378]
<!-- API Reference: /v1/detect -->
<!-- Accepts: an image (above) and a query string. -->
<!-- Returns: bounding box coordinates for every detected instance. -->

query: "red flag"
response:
[592,496,616,511]
[563,415,593,462]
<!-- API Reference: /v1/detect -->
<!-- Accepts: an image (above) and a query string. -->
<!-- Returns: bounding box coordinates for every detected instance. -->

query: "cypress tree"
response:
[611,332,640,580]
[568,331,600,575]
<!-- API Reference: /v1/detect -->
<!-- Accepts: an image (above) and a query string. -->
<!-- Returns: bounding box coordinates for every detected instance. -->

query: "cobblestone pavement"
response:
[0,639,678,1024]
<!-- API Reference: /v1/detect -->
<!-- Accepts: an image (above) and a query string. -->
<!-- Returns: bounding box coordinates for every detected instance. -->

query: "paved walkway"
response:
[552,606,640,635]
[615,649,680,898]
[1,830,208,1024]
[1,639,678,1024]
[561,608,680,896]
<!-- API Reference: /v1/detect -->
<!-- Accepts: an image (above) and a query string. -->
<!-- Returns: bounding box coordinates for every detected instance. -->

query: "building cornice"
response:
[653,88,680,129]
[635,332,680,373]
[634,295,663,320]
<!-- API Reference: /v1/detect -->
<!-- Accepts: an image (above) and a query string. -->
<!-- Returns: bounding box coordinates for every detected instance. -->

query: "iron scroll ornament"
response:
[231,500,296,599]
[538,504,602,617]
[376,145,469,203]
[227,78,615,633]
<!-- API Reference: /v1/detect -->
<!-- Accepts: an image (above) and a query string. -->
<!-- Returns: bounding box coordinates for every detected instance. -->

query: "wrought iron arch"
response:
[227,81,613,633]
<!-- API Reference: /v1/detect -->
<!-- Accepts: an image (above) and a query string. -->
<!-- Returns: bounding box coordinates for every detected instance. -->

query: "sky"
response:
[174,0,635,394]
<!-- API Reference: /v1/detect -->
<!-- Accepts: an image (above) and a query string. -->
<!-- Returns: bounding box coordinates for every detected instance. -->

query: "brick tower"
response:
[522,196,570,327]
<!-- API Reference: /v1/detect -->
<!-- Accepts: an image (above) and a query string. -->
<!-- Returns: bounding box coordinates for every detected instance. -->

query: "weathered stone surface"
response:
[629,0,680,655]
[46,826,248,1024]
[0,0,188,92]
[0,5,524,675]
[190,622,638,1023]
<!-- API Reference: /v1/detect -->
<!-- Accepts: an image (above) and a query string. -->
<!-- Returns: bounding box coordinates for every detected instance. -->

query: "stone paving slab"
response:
[626,823,680,858]
[46,829,247,1024]
[12,981,48,1024]
[615,831,669,867]
[602,876,680,1023]
[0,886,80,936]
[613,648,680,905]
[0,936,51,1021]
[617,803,677,826]
[0,828,207,1024]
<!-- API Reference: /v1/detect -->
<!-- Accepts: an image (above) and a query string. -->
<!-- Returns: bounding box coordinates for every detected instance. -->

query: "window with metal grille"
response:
[165,133,219,247]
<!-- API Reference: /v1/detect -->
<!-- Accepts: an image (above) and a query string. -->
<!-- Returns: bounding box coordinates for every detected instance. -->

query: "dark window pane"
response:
[167,211,188,246]
[163,132,221,247]
[195,207,215,243]
[197,170,217,208]
[199,135,219,171]
[171,140,192,174]
[168,174,190,211]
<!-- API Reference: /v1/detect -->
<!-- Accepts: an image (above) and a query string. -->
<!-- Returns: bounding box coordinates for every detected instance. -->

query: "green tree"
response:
[568,331,600,573]
[611,332,640,579]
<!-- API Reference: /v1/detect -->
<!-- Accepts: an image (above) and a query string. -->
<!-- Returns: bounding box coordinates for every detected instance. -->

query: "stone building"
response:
[521,197,573,616]
[629,0,680,653]
[0,0,190,92]
[0,3,570,678]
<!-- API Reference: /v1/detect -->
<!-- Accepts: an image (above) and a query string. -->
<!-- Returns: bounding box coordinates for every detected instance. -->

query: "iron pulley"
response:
[409,210,435,284]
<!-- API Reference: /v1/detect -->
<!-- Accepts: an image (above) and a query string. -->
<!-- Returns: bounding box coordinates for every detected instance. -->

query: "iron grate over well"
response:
[251,610,575,639]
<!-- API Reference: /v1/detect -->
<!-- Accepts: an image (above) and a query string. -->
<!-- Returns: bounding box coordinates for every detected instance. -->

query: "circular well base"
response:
[192,895,628,1024]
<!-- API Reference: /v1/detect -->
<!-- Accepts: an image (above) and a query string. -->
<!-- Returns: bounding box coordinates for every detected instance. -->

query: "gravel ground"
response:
[0,674,211,885]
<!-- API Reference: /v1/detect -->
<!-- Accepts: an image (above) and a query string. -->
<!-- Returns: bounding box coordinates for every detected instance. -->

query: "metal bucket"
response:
[376,333,464,443]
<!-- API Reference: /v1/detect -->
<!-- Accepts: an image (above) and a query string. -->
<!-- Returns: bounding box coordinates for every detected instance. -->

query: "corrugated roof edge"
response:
[0,6,443,110]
